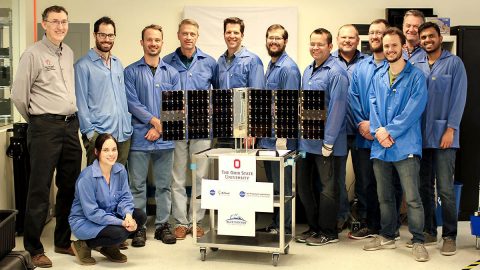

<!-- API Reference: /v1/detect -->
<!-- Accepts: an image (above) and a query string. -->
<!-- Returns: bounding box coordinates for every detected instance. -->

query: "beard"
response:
[96,40,113,53]
[386,52,403,63]
[267,44,285,58]
[370,40,383,53]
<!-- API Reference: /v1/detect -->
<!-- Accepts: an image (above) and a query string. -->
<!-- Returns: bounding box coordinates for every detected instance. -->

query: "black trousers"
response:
[297,152,338,238]
[24,116,82,256]
[86,208,147,248]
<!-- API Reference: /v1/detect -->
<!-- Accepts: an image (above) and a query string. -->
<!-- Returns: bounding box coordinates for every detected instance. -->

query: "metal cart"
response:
[191,148,298,266]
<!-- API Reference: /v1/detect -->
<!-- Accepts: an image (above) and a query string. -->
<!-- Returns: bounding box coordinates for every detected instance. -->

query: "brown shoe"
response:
[54,245,75,256]
[99,246,127,263]
[175,226,188,240]
[119,240,129,250]
[71,240,96,265]
[196,225,205,238]
[32,253,53,268]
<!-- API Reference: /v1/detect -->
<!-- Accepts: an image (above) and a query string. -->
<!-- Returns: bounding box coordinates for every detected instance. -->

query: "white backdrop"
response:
[184,6,298,70]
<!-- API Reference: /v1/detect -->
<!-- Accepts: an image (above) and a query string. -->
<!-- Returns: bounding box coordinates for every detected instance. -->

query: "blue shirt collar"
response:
[91,159,123,178]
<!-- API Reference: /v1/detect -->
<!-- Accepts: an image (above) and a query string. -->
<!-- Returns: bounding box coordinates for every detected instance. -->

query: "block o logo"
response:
[234,159,241,169]
[239,191,245,197]
[210,189,215,196]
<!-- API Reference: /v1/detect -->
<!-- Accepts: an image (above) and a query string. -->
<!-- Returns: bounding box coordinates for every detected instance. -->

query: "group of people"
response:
[10,4,466,268]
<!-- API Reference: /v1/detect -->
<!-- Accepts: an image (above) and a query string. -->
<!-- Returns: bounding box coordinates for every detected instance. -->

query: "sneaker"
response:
[256,225,279,234]
[71,240,96,265]
[295,229,316,243]
[306,234,339,246]
[32,253,53,268]
[131,228,146,247]
[195,225,205,238]
[406,232,437,248]
[395,230,400,241]
[441,237,456,256]
[412,243,430,262]
[54,245,75,256]
[99,246,127,263]
[363,236,396,251]
[119,240,129,250]
[348,227,378,240]
[175,225,188,240]
[154,223,177,244]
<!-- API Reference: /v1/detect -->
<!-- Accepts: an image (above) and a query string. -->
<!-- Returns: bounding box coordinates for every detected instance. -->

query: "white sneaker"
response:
[363,236,396,251]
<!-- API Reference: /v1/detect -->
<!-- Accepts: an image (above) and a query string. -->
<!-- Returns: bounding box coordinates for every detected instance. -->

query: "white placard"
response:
[201,180,273,213]
[218,155,256,183]
[218,209,255,237]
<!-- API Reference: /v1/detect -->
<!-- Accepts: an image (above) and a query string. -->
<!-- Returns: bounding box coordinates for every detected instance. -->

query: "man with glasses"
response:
[12,5,81,268]
[296,28,349,246]
[163,19,216,240]
[75,16,132,167]
[348,19,390,240]
[257,24,301,234]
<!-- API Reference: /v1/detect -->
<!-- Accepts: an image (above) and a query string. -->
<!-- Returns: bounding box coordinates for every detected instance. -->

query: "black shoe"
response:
[131,228,146,247]
[295,229,317,243]
[154,223,177,244]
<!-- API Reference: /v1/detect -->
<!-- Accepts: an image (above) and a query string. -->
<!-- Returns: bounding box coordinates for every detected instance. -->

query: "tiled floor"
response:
[13,218,480,269]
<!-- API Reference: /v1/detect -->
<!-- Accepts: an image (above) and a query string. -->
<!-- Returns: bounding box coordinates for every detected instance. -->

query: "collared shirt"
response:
[415,50,467,149]
[11,35,77,121]
[331,49,366,79]
[163,47,216,90]
[69,160,134,240]
[332,49,366,136]
[124,57,181,151]
[214,47,265,89]
[75,49,133,142]
[298,55,349,156]
[349,55,387,149]
[369,61,428,162]
[258,52,301,150]
[402,45,427,65]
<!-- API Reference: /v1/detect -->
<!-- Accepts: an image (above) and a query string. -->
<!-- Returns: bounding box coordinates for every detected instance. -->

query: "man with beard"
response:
[75,16,132,166]
[213,17,264,148]
[414,22,467,256]
[363,27,429,262]
[163,19,216,240]
[296,28,349,246]
[124,24,181,246]
[349,19,390,239]
[331,24,366,232]
[256,24,301,234]
[402,9,427,64]
[11,5,81,267]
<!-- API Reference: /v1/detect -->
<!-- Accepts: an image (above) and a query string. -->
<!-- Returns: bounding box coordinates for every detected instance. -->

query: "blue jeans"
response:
[128,149,174,228]
[373,157,425,243]
[420,148,457,239]
[264,161,292,234]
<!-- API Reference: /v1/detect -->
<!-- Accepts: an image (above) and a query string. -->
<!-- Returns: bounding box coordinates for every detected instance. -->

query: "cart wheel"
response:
[200,248,207,261]
[210,247,219,252]
[272,253,279,266]
[284,245,290,255]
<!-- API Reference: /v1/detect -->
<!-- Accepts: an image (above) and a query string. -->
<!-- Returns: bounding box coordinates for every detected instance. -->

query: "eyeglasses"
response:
[45,20,69,27]
[368,31,384,36]
[96,32,116,40]
[267,36,284,41]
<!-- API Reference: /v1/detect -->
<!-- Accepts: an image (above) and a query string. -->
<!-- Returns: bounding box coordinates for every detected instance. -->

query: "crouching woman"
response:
[69,133,146,265]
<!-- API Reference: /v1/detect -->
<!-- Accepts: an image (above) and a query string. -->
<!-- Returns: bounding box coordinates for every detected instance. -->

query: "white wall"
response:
[31,0,480,70]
